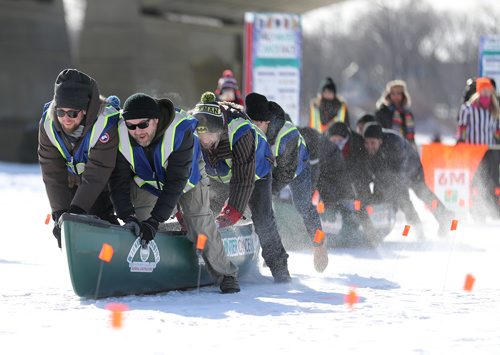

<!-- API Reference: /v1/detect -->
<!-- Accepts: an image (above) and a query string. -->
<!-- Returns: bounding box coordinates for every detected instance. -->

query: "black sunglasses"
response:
[126,119,151,130]
[56,109,81,119]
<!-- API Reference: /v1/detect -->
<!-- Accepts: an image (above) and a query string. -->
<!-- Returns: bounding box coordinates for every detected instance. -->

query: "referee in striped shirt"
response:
[457,77,500,145]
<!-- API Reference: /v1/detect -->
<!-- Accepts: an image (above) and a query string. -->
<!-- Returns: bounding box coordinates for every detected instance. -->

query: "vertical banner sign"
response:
[244,12,302,125]
[479,35,500,93]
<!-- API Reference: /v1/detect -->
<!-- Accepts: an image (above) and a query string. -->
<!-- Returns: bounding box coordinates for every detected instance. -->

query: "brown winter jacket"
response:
[38,81,119,214]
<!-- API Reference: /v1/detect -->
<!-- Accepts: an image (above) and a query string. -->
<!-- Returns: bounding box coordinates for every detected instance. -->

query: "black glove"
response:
[51,210,66,249]
[68,205,86,214]
[53,224,62,249]
[123,215,141,237]
[140,217,159,244]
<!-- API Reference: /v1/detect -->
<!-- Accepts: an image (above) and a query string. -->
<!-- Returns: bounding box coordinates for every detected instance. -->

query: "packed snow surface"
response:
[1,163,499,354]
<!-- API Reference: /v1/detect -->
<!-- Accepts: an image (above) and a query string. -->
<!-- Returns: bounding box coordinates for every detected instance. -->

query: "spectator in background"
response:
[309,77,350,132]
[375,80,416,145]
[457,77,500,145]
[457,77,500,220]
[214,69,244,106]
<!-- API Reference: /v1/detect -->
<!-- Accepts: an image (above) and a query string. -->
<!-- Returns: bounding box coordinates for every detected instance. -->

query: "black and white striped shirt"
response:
[458,103,500,145]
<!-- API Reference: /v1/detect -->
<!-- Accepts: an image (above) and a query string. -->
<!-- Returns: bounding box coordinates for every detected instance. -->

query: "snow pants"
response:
[210,174,289,274]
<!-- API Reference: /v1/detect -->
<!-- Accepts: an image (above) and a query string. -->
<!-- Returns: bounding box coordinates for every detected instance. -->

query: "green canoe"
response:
[61,214,260,298]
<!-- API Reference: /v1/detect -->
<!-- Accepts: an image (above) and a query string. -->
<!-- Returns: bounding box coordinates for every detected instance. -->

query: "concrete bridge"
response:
[0,0,339,162]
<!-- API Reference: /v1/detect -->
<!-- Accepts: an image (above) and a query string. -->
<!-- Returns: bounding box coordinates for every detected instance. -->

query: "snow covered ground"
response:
[1,162,499,355]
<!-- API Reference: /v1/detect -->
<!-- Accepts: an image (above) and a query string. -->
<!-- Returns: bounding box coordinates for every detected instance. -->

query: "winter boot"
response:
[220,275,240,294]
[313,244,329,272]
[269,258,292,283]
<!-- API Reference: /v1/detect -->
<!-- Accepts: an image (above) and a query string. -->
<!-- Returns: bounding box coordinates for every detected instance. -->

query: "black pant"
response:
[375,173,421,225]
[210,176,289,270]
[410,169,449,223]
[288,165,322,241]
[472,149,500,219]
[248,176,289,269]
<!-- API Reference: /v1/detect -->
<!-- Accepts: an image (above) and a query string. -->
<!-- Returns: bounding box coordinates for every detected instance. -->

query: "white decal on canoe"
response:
[127,238,160,273]
[223,235,256,257]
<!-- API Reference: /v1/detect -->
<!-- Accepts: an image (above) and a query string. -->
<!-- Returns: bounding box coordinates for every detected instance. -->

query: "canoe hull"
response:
[61,214,260,298]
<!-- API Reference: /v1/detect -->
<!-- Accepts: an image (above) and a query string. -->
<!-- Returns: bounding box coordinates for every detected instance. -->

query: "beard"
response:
[136,135,154,147]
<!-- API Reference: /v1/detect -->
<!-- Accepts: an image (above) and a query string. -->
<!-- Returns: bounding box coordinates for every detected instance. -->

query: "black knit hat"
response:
[192,92,224,133]
[268,101,285,121]
[54,69,93,110]
[363,122,383,139]
[122,93,161,120]
[356,114,376,126]
[328,122,349,138]
[319,77,336,94]
[245,92,270,121]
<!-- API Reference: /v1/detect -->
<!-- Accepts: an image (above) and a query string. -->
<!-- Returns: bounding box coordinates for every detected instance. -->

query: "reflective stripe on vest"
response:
[118,110,199,196]
[204,118,272,183]
[309,101,321,131]
[253,123,273,180]
[271,121,309,178]
[42,103,119,176]
[309,101,347,133]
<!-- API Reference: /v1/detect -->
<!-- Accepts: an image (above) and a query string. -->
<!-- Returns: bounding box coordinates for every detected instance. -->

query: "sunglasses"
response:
[56,109,81,119]
[126,119,151,130]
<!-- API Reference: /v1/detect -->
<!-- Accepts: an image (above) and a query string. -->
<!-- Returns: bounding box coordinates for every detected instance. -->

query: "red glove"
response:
[175,210,187,232]
[216,203,242,228]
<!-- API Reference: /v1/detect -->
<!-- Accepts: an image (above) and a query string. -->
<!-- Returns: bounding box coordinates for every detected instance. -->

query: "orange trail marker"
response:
[463,274,475,292]
[402,225,411,237]
[312,190,320,206]
[354,200,361,211]
[450,219,458,231]
[106,303,129,329]
[44,214,51,225]
[196,234,208,251]
[431,199,438,210]
[99,243,114,263]
[95,243,114,299]
[313,229,325,244]
[317,201,325,214]
[345,287,359,309]
[495,187,500,196]
[196,234,208,293]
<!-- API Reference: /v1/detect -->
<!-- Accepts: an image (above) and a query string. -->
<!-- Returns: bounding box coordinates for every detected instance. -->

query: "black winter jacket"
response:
[109,102,193,222]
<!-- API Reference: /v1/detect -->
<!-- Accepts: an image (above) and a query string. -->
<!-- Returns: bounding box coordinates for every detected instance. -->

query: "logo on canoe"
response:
[127,238,160,273]
[223,235,256,257]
